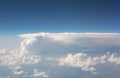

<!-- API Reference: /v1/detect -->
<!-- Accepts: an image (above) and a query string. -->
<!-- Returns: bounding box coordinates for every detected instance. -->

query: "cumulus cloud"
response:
[0,48,41,78]
[58,52,120,74]
[0,48,40,67]
[1,32,120,78]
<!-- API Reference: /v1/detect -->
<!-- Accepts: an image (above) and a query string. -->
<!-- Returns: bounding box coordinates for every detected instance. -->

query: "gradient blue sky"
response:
[0,0,120,35]
[1,1,120,78]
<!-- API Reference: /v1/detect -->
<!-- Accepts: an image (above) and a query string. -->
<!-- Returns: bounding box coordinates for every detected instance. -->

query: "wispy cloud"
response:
[32,69,48,78]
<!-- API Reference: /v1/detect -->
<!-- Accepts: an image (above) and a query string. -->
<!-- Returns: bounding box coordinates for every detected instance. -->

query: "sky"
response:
[0,0,120,34]
[0,0,120,78]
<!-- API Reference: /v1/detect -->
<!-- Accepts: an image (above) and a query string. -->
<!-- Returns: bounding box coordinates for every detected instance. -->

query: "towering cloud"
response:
[19,32,120,55]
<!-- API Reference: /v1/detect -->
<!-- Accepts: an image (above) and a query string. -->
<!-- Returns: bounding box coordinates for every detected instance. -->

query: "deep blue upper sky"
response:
[0,0,120,35]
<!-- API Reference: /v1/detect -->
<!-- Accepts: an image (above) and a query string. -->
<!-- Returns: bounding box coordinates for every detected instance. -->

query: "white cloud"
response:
[108,53,120,64]
[19,32,120,55]
[0,48,41,78]
[1,32,120,78]
[0,48,20,66]
[22,55,40,64]
[58,52,120,74]
[13,70,25,75]
[0,48,41,67]
[32,69,48,78]
[11,66,22,70]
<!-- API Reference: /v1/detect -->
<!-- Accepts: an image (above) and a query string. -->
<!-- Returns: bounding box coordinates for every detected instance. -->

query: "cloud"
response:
[58,52,120,74]
[32,69,48,78]
[0,48,40,67]
[19,32,120,55]
[0,48,42,77]
[1,32,120,78]
[13,70,25,75]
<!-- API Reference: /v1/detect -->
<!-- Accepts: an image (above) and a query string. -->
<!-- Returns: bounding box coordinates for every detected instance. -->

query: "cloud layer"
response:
[0,32,120,78]
[19,32,120,55]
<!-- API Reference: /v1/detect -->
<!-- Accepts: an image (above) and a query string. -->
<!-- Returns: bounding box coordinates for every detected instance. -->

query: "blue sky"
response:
[0,0,120,78]
[0,0,120,35]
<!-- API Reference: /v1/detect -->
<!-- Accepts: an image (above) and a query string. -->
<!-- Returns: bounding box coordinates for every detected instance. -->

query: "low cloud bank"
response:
[0,32,120,78]
[58,52,120,74]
